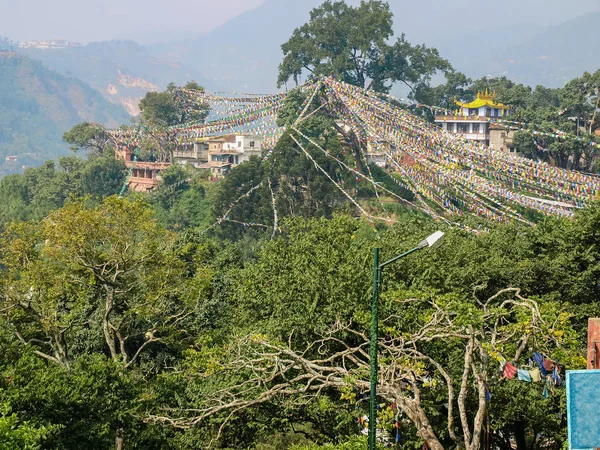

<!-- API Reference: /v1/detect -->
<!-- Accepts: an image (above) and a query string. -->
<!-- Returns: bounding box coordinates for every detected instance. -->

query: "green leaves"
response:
[278,1,451,93]
[0,403,50,450]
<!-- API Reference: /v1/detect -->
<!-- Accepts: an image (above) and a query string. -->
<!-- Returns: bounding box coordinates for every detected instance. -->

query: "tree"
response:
[150,165,211,231]
[80,156,127,199]
[560,70,600,135]
[0,197,212,448]
[277,1,451,93]
[139,81,209,128]
[152,286,578,450]
[0,404,50,450]
[63,122,111,158]
[139,92,180,128]
[137,81,210,164]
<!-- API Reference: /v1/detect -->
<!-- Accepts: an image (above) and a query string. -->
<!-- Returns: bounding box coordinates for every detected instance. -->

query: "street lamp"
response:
[368,231,445,450]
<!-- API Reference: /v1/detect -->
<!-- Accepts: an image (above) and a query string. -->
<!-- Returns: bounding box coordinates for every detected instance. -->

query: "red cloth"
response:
[503,362,518,379]
[543,359,554,371]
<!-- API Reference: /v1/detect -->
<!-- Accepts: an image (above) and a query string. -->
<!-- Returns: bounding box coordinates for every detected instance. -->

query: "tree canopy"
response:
[277,1,452,93]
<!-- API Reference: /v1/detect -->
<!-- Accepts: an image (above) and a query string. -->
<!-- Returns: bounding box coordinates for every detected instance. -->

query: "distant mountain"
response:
[488,12,600,87]
[18,40,217,115]
[438,12,600,87]
[151,0,600,93]
[150,0,323,93]
[0,52,130,176]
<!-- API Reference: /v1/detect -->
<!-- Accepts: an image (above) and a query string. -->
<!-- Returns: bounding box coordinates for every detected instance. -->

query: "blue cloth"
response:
[518,369,532,382]
[534,352,549,376]
[552,367,562,386]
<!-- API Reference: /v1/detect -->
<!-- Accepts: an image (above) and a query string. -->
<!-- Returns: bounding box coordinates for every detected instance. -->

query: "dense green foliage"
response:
[278,1,451,93]
[1,3,600,449]
[0,155,127,224]
[0,169,598,449]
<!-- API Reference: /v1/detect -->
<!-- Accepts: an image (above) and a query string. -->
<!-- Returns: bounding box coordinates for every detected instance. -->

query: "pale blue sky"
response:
[1,0,599,44]
[0,0,265,43]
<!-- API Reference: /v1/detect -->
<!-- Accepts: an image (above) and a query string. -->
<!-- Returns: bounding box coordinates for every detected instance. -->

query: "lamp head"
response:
[418,231,445,249]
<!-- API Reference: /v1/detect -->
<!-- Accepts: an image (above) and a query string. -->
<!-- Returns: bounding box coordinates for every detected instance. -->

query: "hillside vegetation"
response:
[0,52,129,176]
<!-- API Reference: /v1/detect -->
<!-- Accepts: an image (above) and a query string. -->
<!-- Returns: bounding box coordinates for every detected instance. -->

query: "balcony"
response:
[435,115,491,122]
[462,133,487,141]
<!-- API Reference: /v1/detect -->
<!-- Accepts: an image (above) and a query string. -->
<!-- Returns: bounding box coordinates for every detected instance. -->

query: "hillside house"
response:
[115,146,170,192]
[207,135,262,177]
[489,125,519,154]
[174,142,209,167]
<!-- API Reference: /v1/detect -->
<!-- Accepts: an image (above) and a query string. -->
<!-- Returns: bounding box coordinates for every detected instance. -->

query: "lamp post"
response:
[368,231,445,450]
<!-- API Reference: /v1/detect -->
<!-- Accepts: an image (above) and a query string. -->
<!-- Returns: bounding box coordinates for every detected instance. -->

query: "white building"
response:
[206,135,263,177]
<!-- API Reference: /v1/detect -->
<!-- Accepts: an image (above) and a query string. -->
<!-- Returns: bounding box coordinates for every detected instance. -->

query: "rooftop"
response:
[456,89,509,110]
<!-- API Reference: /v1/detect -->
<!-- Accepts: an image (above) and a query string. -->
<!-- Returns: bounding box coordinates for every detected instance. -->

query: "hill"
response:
[439,12,600,87]
[491,12,600,87]
[150,0,600,93]
[18,40,216,115]
[150,0,322,93]
[0,52,130,176]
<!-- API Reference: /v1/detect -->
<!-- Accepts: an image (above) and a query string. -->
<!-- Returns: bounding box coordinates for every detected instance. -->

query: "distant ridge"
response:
[151,0,600,92]
[0,52,130,176]
[18,40,217,115]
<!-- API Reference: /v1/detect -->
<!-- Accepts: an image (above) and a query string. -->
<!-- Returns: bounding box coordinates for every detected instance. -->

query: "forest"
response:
[1,2,600,450]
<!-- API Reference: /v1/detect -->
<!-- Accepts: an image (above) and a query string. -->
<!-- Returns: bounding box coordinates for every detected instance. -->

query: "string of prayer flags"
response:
[497,351,564,401]
[108,76,600,229]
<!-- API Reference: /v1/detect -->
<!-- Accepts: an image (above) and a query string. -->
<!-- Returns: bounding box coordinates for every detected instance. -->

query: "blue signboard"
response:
[566,370,600,450]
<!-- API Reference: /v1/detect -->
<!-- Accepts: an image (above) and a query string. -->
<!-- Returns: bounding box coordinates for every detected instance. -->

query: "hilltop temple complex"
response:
[434,90,517,153]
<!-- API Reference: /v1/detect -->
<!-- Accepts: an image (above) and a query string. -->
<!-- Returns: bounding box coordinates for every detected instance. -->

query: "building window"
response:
[472,123,480,133]
[249,141,255,148]
[486,109,491,117]
[238,141,242,147]
[457,123,469,133]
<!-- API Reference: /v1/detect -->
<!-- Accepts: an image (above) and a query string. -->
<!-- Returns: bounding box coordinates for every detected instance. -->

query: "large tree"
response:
[149,216,582,450]
[0,197,211,449]
[277,0,452,93]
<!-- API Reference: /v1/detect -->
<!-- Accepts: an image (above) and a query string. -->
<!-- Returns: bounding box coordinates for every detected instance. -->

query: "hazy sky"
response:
[1,0,599,44]
[0,0,264,43]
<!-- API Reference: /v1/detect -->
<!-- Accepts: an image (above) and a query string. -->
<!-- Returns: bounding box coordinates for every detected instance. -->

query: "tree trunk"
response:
[116,427,125,450]
[332,122,367,174]
[514,420,527,450]
[589,89,599,135]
